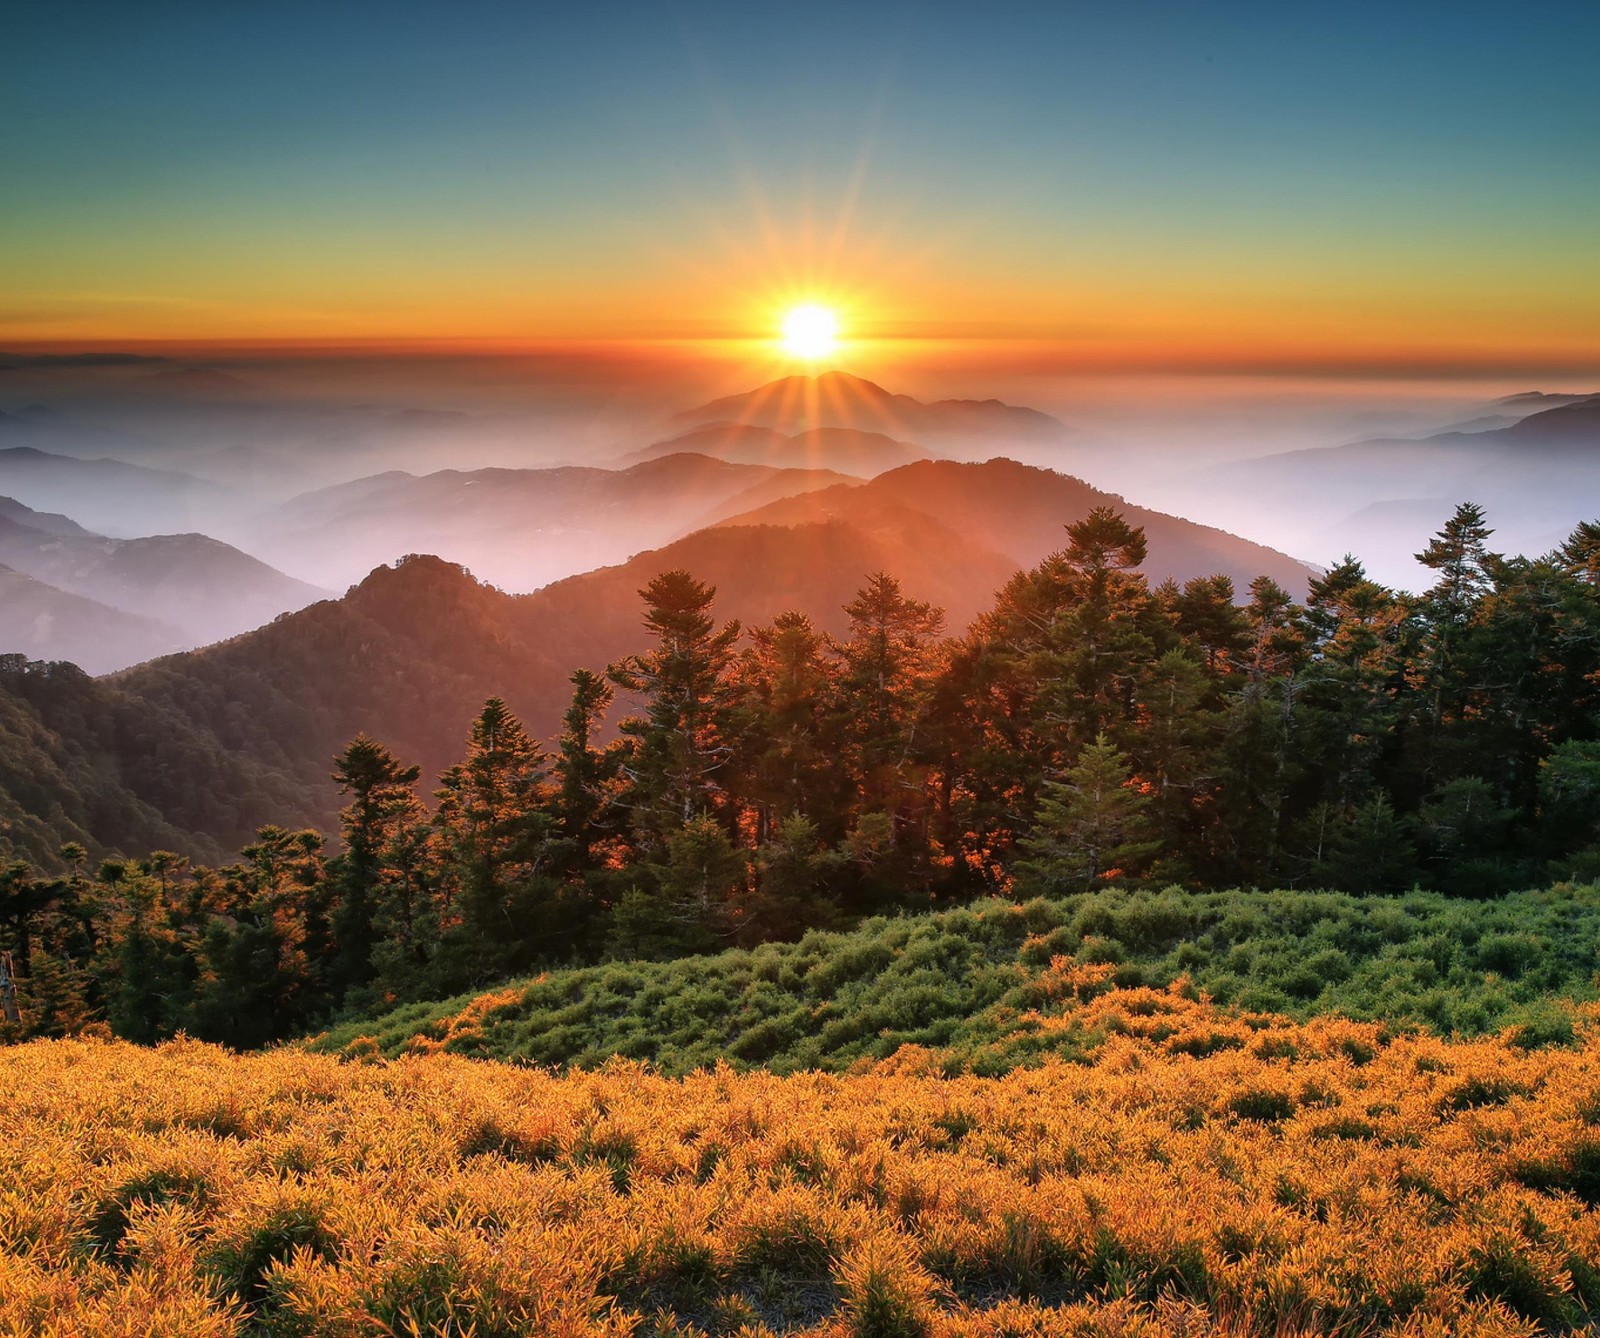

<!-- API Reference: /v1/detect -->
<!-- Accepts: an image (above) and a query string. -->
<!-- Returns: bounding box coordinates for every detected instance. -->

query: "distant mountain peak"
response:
[357,551,483,585]
[132,366,257,397]
[1502,394,1600,442]
[0,494,90,537]
[665,373,1072,454]
[1493,390,1600,407]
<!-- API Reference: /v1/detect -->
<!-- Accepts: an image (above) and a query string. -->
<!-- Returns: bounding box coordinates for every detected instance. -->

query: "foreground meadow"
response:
[5,977,1600,1337]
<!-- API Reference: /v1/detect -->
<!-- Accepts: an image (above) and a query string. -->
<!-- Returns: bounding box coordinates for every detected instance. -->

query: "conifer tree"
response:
[1299,794,1417,894]
[1297,558,1405,812]
[830,574,947,900]
[836,573,943,815]
[1242,576,1307,682]
[1539,740,1600,874]
[94,856,193,1043]
[610,816,745,958]
[1415,775,1518,895]
[729,612,844,842]
[434,698,556,984]
[746,813,842,942]
[1556,520,1600,586]
[1131,649,1218,869]
[329,735,424,996]
[1016,736,1158,892]
[189,827,326,1048]
[1411,503,1496,746]
[552,669,623,870]
[1040,508,1159,746]
[609,571,742,842]
[1168,574,1250,675]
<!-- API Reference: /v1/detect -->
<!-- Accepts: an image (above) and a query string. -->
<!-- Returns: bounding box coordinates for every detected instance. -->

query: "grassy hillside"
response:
[10,1012,1600,1335]
[315,884,1600,1072]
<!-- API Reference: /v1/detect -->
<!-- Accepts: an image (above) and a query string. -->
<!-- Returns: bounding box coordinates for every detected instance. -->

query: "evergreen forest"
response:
[6,502,1600,1050]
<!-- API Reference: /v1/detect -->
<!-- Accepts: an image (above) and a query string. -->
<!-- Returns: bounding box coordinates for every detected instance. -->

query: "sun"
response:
[780,304,840,360]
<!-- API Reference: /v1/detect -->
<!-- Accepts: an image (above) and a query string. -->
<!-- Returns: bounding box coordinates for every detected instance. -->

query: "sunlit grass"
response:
[6,1005,1600,1335]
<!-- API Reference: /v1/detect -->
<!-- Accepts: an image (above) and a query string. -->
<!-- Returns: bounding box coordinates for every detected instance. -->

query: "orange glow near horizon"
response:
[7,279,1599,381]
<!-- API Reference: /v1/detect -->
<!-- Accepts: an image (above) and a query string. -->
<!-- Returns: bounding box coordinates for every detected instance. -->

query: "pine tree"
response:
[552,669,623,871]
[1300,795,1417,894]
[1039,508,1160,747]
[434,698,556,985]
[328,736,424,998]
[728,612,845,843]
[188,827,327,1048]
[1242,576,1307,682]
[609,571,742,846]
[1297,558,1405,813]
[1131,649,1218,871]
[745,813,842,942]
[1411,503,1497,751]
[835,574,946,901]
[1415,775,1519,895]
[1556,520,1600,586]
[1168,574,1250,675]
[1464,555,1600,812]
[1016,736,1159,893]
[610,817,746,959]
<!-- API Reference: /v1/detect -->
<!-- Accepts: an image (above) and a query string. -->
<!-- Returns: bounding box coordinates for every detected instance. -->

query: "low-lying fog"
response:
[1,347,1595,603]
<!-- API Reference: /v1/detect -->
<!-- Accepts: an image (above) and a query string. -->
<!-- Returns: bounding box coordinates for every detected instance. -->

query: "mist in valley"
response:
[3,347,1596,657]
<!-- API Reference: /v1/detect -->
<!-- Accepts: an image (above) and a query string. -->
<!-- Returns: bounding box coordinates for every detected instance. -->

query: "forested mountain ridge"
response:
[107,520,1016,845]
[0,655,303,867]
[719,457,1315,596]
[4,499,1600,1052]
[85,458,1311,844]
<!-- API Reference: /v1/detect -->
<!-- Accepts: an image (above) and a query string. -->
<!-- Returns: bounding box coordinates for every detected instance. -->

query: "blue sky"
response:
[5,0,1598,365]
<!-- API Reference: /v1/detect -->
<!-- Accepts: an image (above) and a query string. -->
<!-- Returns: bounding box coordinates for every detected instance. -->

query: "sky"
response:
[5,0,1600,376]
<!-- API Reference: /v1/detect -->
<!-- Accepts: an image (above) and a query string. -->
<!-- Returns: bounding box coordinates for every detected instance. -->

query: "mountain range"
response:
[623,422,928,475]
[31,367,1587,870]
[0,434,228,536]
[0,566,182,674]
[250,453,864,589]
[1160,394,1600,587]
[0,496,326,668]
[0,457,1314,860]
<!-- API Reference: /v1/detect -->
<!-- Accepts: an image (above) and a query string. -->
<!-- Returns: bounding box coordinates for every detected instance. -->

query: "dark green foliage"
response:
[0,657,250,868]
[1016,736,1159,893]
[188,827,329,1048]
[431,698,561,988]
[608,569,742,847]
[328,736,423,996]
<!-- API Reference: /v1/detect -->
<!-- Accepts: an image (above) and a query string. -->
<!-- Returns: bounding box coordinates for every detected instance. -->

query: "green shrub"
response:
[314,884,1600,1075]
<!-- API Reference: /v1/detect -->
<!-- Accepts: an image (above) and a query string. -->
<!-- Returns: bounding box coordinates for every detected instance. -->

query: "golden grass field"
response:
[4,973,1599,1337]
